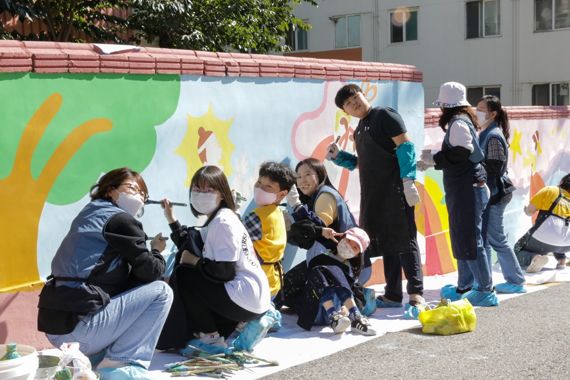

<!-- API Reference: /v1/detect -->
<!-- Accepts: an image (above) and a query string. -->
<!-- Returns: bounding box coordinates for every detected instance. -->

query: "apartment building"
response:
[288,0,570,107]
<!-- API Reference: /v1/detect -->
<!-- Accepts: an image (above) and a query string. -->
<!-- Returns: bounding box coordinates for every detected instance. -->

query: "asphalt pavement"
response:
[262,282,570,380]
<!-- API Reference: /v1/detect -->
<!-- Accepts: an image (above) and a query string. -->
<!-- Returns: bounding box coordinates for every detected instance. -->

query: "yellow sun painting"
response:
[176,104,235,187]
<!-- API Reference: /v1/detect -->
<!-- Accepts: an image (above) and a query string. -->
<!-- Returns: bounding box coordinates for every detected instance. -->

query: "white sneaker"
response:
[329,311,351,334]
[526,255,549,273]
[350,315,376,336]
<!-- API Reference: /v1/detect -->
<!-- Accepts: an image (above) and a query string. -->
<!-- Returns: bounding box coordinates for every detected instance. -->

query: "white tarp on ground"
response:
[149,257,570,379]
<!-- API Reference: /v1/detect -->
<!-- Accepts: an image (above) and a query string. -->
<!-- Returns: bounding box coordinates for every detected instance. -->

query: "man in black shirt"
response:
[327,84,424,308]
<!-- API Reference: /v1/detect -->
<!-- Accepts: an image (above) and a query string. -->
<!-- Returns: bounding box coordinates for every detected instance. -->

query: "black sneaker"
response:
[350,315,376,336]
[330,311,350,334]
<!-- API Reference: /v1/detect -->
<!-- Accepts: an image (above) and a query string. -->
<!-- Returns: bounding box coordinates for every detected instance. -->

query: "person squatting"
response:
[37,83,567,379]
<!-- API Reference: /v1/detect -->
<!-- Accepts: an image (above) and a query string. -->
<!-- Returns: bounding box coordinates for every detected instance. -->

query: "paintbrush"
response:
[145,199,187,207]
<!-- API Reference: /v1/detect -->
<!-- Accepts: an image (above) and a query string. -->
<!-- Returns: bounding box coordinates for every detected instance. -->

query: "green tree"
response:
[0,0,130,42]
[129,0,316,53]
[1,0,316,52]
[0,73,180,291]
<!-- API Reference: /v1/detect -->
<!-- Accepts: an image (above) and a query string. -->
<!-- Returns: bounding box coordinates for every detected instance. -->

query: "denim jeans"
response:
[47,281,173,369]
[483,195,526,285]
[457,185,493,292]
[516,236,568,268]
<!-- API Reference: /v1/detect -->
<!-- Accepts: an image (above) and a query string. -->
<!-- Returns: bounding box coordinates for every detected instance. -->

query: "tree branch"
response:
[37,118,113,192]
[12,93,62,179]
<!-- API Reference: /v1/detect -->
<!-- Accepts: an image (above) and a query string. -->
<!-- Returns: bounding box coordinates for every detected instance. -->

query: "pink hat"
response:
[344,227,370,253]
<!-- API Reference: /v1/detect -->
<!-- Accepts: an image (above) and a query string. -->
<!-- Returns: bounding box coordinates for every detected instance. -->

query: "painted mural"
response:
[1,72,568,292]
[0,73,426,292]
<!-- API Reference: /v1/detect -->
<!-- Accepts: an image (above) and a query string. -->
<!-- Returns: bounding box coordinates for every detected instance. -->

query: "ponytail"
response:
[478,95,510,143]
[496,108,510,143]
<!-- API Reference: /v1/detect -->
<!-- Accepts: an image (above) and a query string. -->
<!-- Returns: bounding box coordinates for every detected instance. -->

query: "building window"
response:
[535,0,570,31]
[390,8,418,43]
[466,0,500,38]
[334,15,360,48]
[466,86,501,105]
[532,83,570,105]
[287,22,308,51]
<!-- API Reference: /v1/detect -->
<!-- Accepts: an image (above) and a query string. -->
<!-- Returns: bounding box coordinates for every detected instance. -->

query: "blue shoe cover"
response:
[403,303,425,320]
[440,284,463,301]
[361,288,377,316]
[231,307,281,352]
[463,290,499,307]
[98,365,152,380]
[179,340,233,356]
[375,296,403,308]
[494,282,526,294]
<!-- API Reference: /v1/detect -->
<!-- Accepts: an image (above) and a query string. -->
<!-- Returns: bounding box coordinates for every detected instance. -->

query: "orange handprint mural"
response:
[0,94,112,291]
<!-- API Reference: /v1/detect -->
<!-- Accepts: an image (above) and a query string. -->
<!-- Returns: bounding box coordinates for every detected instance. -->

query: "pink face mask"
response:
[253,187,277,206]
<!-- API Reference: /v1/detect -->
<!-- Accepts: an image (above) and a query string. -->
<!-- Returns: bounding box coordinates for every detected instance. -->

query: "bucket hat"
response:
[434,81,471,108]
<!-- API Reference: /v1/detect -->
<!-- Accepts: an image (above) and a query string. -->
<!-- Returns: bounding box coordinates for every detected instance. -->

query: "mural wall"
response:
[1,71,568,293]
[0,73,425,292]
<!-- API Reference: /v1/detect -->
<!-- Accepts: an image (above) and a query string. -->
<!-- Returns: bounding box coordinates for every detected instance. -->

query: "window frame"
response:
[466,85,502,105]
[295,20,309,51]
[534,0,570,32]
[333,14,361,49]
[389,7,419,43]
[466,0,501,39]
[286,21,309,51]
[532,82,570,105]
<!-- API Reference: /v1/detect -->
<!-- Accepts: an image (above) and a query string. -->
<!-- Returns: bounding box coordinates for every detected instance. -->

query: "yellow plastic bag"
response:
[418,299,477,335]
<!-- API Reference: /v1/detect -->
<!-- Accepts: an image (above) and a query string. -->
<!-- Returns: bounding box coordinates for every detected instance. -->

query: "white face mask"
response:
[191,191,220,215]
[254,187,277,206]
[116,192,144,218]
[476,111,488,125]
[337,239,357,260]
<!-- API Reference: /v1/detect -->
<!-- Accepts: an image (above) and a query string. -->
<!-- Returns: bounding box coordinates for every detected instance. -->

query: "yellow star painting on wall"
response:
[176,104,235,187]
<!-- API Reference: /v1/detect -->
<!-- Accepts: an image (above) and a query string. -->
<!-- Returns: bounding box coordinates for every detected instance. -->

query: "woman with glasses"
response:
[157,165,271,353]
[37,167,173,380]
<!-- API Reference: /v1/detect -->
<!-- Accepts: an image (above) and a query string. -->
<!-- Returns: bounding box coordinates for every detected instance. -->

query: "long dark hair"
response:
[295,158,336,205]
[478,95,510,142]
[438,106,479,131]
[560,173,570,193]
[90,167,148,201]
[189,166,236,222]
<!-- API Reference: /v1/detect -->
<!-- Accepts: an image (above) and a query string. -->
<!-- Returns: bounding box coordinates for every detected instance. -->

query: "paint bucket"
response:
[34,355,60,380]
[0,344,39,380]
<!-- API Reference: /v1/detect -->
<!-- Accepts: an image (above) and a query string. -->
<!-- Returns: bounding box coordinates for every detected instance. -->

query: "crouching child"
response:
[298,227,376,336]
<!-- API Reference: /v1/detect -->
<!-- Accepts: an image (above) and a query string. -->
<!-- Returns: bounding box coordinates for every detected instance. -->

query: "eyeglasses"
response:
[120,182,148,201]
